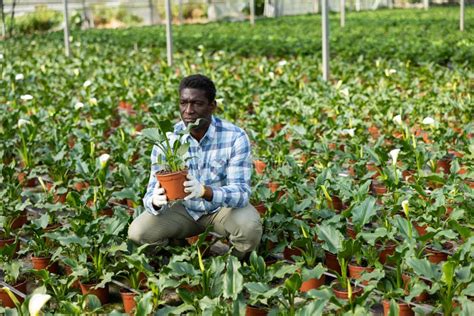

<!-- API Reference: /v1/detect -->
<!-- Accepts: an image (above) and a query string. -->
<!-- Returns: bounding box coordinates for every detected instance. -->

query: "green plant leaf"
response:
[223,256,243,300]
[316,223,343,254]
[406,258,441,280]
[351,196,377,229]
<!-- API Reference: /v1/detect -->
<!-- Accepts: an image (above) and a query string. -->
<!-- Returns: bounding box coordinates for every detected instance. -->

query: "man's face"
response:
[179,88,216,129]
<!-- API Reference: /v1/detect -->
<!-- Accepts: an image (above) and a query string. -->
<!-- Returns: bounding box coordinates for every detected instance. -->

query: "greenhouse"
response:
[0,0,473,315]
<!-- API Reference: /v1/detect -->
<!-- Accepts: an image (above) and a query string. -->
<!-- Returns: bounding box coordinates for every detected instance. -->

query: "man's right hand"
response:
[152,181,167,208]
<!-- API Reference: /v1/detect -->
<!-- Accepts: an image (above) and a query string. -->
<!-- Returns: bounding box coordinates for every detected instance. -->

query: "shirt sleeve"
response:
[210,132,252,208]
[143,145,169,215]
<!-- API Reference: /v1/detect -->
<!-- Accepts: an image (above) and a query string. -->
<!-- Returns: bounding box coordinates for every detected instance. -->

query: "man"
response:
[128,74,262,260]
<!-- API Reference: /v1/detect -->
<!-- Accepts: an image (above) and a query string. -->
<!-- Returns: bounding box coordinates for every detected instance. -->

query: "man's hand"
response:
[183,174,205,201]
[152,181,168,208]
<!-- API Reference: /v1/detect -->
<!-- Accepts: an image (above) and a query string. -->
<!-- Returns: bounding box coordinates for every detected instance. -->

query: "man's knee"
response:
[128,219,147,245]
[229,205,262,251]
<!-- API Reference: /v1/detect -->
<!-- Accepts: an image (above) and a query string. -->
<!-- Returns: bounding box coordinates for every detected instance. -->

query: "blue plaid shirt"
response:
[143,116,252,220]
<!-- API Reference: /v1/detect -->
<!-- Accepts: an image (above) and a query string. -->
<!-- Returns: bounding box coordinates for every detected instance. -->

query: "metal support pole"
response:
[149,0,154,25]
[356,0,361,12]
[250,0,255,25]
[63,0,71,57]
[165,0,173,66]
[423,0,429,10]
[388,0,393,9]
[460,0,464,31]
[340,0,345,27]
[1,0,6,37]
[321,0,329,81]
[179,0,183,24]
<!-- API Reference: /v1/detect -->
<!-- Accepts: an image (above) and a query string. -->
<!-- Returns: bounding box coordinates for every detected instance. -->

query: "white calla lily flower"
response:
[15,74,24,81]
[99,154,110,168]
[83,80,92,88]
[401,200,409,217]
[278,60,287,67]
[17,118,31,128]
[389,148,401,166]
[341,128,355,137]
[29,293,51,316]
[422,117,435,126]
[20,94,34,101]
[392,114,402,125]
[74,102,84,110]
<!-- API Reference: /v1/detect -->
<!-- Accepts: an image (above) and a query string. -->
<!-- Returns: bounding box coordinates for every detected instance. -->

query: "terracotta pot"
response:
[64,265,80,289]
[120,288,138,314]
[80,282,109,305]
[371,181,387,196]
[346,225,356,239]
[11,210,28,229]
[402,170,416,183]
[348,263,374,285]
[99,208,114,217]
[254,203,267,216]
[331,195,344,211]
[18,172,38,187]
[366,163,380,179]
[300,274,326,292]
[382,299,414,316]
[402,273,429,302]
[368,125,380,139]
[413,223,428,237]
[155,170,188,201]
[465,179,474,189]
[73,181,89,192]
[376,241,396,264]
[0,279,27,308]
[425,244,453,264]
[325,251,341,274]
[268,182,279,193]
[253,160,266,175]
[245,305,268,316]
[332,282,363,300]
[54,192,68,204]
[0,237,19,257]
[31,256,59,274]
[283,247,302,261]
[436,158,451,174]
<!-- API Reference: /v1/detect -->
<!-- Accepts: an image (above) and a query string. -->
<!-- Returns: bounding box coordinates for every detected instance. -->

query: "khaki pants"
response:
[128,203,262,258]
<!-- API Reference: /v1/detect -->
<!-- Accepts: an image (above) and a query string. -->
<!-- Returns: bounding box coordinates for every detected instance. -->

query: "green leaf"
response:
[351,196,377,229]
[301,263,326,282]
[316,223,343,254]
[406,258,441,280]
[135,292,154,316]
[296,299,327,316]
[223,256,243,300]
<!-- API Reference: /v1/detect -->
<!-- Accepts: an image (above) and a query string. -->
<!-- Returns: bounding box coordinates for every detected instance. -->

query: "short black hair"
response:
[179,74,216,102]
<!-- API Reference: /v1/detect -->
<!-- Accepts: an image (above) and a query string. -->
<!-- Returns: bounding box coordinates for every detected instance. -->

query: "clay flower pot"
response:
[436,158,452,174]
[17,172,38,187]
[246,305,268,316]
[0,237,19,257]
[254,203,267,216]
[332,281,363,300]
[331,195,344,211]
[348,263,374,285]
[31,256,59,274]
[346,224,356,239]
[283,247,302,261]
[0,279,27,308]
[413,223,428,237]
[425,243,453,264]
[73,181,89,192]
[11,210,28,229]
[382,300,414,316]
[253,160,266,175]
[324,251,341,274]
[376,241,397,264]
[120,288,138,314]
[371,180,387,196]
[300,274,326,292]
[156,170,188,201]
[80,282,110,305]
[366,162,380,179]
[402,273,429,302]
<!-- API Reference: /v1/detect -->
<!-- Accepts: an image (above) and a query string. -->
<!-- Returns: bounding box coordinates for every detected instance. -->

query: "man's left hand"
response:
[183,174,205,200]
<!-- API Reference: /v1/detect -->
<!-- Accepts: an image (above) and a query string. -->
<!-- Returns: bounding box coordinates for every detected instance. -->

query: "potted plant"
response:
[19,213,59,274]
[0,260,27,308]
[141,119,197,201]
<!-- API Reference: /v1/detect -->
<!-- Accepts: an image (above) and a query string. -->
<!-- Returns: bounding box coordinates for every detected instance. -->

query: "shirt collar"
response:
[176,115,216,144]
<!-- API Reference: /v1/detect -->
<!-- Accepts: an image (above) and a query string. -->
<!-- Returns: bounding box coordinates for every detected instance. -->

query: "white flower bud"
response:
[29,293,51,316]
[422,117,435,125]
[74,102,84,110]
[389,148,401,166]
[15,74,24,81]
[17,118,31,128]
[99,154,110,168]
[83,80,92,88]
[20,94,34,101]
[392,114,402,125]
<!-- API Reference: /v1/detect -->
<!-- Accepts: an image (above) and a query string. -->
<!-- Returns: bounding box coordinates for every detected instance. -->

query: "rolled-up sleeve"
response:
[211,133,252,208]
